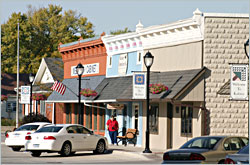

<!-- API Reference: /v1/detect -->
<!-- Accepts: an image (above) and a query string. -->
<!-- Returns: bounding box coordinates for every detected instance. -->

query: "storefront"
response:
[46,34,108,136]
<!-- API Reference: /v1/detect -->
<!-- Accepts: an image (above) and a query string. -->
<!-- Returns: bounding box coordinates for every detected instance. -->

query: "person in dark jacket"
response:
[106,115,119,145]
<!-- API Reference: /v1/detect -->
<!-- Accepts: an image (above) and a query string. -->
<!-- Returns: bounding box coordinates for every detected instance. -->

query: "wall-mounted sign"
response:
[107,103,124,110]
[118,53,128,76]
[71,63,99,76]
[230,64,248,100]
[133,72,146,99]
[21,86,30,104]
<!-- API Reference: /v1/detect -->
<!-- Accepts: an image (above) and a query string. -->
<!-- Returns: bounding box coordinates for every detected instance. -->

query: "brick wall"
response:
[204,17,249,136]
[55,103,64,124]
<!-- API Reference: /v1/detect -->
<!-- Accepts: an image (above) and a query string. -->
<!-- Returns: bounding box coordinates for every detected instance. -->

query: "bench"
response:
[117,128,137,146]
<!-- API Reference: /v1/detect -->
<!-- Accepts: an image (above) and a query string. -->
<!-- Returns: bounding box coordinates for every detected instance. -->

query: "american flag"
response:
[51,81,66,95]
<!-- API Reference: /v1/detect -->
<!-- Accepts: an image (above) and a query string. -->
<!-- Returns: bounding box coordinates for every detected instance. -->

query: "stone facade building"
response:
[203,13,249,136]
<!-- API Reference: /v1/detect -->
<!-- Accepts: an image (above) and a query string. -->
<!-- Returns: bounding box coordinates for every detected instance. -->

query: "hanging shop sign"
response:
[21,86,30,104]
[133,72,146,99]
[230,64,248,100]
[118,53,128,76]
[71,63,99,76]
[107,103,124,110]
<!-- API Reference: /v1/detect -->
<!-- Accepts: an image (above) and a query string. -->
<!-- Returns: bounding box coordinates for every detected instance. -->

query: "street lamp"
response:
[76,63,84,125]
[244,39,249,138]
[143,51,154,153]
[244,39,249,59]
[29,73,35,120]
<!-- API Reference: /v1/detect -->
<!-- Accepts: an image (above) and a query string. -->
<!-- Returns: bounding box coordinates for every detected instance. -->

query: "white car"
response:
[5,122,51,151]
[25,124,109,157]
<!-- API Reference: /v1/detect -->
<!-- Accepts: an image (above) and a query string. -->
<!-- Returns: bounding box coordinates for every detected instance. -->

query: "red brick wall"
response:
[55,103,64,124]
[45,103,53,122]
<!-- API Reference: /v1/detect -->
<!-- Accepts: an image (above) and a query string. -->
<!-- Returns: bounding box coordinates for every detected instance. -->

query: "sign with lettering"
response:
[118,53,128,76]
[133,72,146,99]
[71,63,99,76]
[230,64,248,100]
[21,86,30,104]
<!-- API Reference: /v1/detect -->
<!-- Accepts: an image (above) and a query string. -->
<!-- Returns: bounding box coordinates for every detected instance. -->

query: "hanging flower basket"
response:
[149,83,169,94]
[1,95,8,101]
[80,88,98,97]
[32,93,47,101]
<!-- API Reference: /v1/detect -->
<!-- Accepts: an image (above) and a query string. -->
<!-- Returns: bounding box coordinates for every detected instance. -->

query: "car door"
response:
[77,126,97,150]
[66,126,85,151]
[223,137,244,155]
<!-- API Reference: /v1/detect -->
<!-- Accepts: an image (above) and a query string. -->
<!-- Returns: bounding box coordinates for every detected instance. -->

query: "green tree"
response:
[1,4,95,73]
[110,27,131,35]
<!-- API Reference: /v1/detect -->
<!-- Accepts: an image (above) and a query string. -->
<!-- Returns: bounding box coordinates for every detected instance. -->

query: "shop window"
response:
[99,103,105,131]
[149,103,159,134]
[108,56,112,68]
[93,107,97,130]
[181,105,193,136]
[137,51,142,65]
[65,104,72,124]
[85,106,92,129]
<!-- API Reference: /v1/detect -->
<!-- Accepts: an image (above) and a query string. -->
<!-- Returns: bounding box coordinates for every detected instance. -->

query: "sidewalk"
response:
[107,144,166,159]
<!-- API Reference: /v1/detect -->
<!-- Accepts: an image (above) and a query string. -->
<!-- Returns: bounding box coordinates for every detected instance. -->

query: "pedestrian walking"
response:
[107,115,119,145]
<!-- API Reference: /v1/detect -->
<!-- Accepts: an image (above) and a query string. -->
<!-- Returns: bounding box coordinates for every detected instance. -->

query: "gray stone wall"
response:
[204,17,249,136]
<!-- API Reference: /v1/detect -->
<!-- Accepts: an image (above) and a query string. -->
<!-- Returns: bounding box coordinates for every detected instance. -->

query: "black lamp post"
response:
[143,51,154,153]
[244,39,249,59]
[76,63,84,125]
[29,73,34,120]
[244,39,249,138]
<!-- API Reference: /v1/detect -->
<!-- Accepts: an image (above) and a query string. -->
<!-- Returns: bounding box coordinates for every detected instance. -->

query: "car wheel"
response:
[60,142,71,157]
[31,151,41,157]
[93,140,105,154]
[218,160,225,164]
[11,147,21,152]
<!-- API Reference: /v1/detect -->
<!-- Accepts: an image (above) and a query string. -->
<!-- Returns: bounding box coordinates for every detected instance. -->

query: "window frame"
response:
[107,56,112,68]
[180,105,193,137]
[136,51,142,65]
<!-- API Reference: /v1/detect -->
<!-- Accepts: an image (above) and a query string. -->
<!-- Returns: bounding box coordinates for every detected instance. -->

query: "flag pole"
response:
[16,19,20,128]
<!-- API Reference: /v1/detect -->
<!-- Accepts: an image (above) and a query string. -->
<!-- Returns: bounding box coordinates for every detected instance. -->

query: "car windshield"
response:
[180,137,222,149]
[238,145,249,154]
[35,126,63,133]
[15,125,39,131]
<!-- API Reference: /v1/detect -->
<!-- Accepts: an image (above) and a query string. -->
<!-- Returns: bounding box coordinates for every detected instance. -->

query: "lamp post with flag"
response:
[76,63,84,125]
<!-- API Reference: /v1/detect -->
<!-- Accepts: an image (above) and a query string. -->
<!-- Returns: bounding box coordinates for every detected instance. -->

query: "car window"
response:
[75,126,91,134]
[180,137,222,149]
[16,125,39,131]
[224,138,243,151]
[238,145,249,154]
[240,137,249,146]
[66,126,78,134]
[35,126,63,133]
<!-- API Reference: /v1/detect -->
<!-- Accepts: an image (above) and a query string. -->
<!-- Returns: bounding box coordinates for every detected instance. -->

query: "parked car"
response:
[224,144,249,164]
[24,124,109,157]
[162,136,248,164]
[5,122,51,151]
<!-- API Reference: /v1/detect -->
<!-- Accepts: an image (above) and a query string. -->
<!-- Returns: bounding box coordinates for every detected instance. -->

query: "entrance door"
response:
[167,103,173,149]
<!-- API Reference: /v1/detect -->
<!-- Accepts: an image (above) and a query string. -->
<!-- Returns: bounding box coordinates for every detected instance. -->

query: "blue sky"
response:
[0,0,249,35]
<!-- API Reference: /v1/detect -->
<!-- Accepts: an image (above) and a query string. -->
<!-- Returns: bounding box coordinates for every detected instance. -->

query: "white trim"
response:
[45,99,117,103]
[204,13,249,18]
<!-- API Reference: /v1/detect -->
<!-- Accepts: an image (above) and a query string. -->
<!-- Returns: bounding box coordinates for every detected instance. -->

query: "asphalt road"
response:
[1,134,162,164]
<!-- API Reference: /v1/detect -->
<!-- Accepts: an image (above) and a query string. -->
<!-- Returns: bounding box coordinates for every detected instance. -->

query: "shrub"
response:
[1,118,16,126]
[20,113,51,125]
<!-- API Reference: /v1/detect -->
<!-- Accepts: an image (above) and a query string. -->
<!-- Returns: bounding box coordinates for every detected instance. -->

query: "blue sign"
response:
[135,74,145,85]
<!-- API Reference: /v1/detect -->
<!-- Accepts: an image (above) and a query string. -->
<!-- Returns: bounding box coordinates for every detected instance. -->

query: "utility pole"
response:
[16,20,20,128]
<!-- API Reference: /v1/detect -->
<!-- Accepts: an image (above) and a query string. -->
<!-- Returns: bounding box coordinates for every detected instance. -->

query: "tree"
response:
[110,27,131,35]
[1,4,95,74]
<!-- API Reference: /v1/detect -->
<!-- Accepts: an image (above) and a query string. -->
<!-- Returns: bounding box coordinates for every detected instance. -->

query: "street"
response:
[1,134,162,164]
